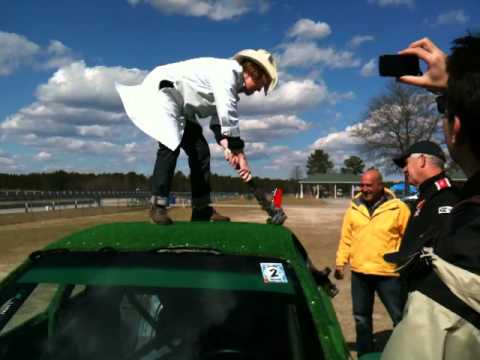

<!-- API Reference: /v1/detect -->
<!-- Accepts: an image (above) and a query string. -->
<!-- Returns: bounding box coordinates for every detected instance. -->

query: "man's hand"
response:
[236,152,252,182]
[334,266,345,280]
[398,37,448,92]
[220,139,239,168]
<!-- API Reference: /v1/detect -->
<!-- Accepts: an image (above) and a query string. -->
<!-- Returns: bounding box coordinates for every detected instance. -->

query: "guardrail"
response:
[0,190,241,214]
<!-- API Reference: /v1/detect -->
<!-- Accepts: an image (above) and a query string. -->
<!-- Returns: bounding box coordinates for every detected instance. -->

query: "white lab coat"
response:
[116,58,244,150]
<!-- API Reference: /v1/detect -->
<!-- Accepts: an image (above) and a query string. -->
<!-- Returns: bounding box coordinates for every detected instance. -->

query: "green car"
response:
[0,222,349,359]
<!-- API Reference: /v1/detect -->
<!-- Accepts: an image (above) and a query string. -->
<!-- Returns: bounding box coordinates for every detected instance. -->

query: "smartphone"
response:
[378,55,421,77]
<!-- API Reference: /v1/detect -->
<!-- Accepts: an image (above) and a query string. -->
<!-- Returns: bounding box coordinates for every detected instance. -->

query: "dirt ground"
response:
[0,198,395,357]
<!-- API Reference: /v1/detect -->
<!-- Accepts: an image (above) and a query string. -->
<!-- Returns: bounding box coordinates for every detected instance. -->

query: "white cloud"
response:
[127,0,269,21]
[431,9,469,26]
[36,61,146,111]
[0,31,40,75]
[361,58,376,77]
[368,0,414,7]
[311,124,364,167]
[348,35,375,48]
[41,40,77,69]
[287,19,331,40]
[240,78,330,114]
[240,114,310,141]
[278,41,361,68]
[270,148,310,170]
[0,60,150,165]
[0,31,80,76]
[1,101,127,137]
[34,151,52,161]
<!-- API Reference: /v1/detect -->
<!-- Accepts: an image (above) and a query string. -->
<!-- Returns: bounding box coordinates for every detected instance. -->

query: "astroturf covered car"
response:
[0,222,349,360]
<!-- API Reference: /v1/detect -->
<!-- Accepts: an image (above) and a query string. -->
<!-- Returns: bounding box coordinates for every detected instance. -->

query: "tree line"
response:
[0,170,300,194]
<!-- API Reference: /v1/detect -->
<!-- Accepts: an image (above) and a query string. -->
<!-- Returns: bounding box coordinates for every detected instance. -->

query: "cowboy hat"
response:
[234,49,278,95]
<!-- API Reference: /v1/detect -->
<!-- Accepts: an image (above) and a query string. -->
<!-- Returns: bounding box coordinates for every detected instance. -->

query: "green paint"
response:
[4,221,349,359]
[19,267,294,294]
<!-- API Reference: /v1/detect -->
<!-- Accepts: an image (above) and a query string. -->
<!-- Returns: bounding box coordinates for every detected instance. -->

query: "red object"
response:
[272,188,283,209]
[435,178,451,191]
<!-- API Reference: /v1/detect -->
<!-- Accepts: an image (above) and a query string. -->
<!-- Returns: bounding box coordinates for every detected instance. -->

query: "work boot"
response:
[149,205,173,225]
[191,206,230,222]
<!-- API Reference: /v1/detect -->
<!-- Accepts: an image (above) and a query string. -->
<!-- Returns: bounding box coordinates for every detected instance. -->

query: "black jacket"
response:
[384,173,460,273]
[408,171,480,328]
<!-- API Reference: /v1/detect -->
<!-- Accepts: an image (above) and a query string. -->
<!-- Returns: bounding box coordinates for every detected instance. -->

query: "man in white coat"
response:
[116,49,278,224]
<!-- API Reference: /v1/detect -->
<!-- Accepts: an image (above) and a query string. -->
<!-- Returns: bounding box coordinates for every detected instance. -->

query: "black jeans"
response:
[351,271,405,356]
[151,121,211,207]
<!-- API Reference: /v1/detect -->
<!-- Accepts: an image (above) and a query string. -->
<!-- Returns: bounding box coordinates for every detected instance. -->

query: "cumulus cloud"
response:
[368,0,414,7]
[430,9,469,26]
[361,58,376,77]
[34,151,53,161]
[0,31,79,76]
[287,19,331,40]
[278,41,361,68]
[36,61,146,111]
[348,35,375,48]
[1,101,127,138]
[127,0,270,21]
[310,124,364,167]
[0,60,152,169]
[240,114,310,141]
[269,148,310,170]
[240,78,330,114]
[41,40,78,69]
[0,31,40,75]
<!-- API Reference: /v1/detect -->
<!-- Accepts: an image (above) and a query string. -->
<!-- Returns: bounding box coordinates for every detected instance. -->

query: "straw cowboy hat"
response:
[234,49,278,94]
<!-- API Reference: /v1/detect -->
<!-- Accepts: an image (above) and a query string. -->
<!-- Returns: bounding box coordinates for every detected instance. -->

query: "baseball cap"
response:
[393,140,446,168]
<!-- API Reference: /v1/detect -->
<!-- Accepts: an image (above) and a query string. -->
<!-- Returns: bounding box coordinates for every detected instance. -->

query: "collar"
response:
[360,192,390,215]
[418,172,451,200]
[461,170,480,199]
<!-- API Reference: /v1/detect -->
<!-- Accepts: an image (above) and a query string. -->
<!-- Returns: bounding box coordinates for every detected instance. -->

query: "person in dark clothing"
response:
[382,34,480,359]
[385,140,461,291]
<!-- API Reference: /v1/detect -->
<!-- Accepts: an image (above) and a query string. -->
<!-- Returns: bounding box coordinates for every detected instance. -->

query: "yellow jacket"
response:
[336,189,410,276]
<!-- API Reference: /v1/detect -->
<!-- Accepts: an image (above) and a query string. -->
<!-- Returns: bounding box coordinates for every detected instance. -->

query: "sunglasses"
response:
[436,95,446,114]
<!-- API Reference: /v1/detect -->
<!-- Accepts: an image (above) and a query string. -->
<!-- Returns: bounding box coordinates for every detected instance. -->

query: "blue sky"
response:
[1,0,478,179]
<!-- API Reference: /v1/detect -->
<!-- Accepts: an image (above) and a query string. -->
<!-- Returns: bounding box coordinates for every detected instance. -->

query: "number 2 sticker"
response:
[260,263,288,283]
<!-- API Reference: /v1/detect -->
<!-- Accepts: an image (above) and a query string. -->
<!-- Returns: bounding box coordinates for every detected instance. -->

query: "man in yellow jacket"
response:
[334,168,410,357]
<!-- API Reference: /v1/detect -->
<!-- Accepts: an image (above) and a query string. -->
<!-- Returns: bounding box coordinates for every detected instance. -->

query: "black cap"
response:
[393,140,446,168]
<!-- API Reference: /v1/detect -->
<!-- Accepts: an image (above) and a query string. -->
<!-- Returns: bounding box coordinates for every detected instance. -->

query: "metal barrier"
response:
[0,190,240,214]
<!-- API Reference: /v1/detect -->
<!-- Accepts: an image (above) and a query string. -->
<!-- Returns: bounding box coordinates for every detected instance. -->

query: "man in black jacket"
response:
[385,140,460,290]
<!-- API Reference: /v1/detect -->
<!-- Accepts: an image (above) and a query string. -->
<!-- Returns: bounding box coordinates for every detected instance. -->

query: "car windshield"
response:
[0,251,323,360]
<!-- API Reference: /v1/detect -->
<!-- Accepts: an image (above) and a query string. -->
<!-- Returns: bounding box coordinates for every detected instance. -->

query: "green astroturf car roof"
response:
[45,221,300,259]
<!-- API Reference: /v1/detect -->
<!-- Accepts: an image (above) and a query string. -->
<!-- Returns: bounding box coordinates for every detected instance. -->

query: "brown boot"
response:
[191,206,230,222]
[149,205,173,225]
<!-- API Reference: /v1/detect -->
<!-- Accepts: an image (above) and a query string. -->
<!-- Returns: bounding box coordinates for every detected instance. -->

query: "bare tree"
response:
[352,81,442,174]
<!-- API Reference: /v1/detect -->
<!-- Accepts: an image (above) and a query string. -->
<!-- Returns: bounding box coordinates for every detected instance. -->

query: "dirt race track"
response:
[0,198,395,358]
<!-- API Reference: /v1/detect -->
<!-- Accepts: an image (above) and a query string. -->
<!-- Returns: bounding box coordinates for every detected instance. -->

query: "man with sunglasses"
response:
[382,34,480,359]
[116,49,278,224]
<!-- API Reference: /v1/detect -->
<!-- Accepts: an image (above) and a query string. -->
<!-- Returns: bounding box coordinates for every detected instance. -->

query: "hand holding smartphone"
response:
[378,55,421,77]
